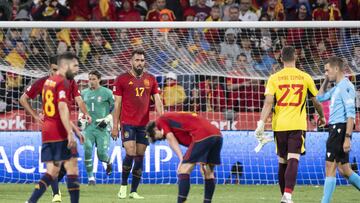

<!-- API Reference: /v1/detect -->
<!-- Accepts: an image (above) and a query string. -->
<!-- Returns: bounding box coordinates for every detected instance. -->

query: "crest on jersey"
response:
[124,131,129,138]
[144,79,150,88]
[129,81,133,85]
[59,90,66,99]
[97,96,102,102]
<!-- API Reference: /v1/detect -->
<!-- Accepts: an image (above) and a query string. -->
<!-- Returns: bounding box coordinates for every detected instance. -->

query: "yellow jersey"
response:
[265,67,318,131]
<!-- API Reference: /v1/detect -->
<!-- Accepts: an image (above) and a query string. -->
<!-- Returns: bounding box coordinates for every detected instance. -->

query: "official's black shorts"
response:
[183,136,223,165]
[41,140,79,162]
[121,124,149,146]
[326,123,349,164]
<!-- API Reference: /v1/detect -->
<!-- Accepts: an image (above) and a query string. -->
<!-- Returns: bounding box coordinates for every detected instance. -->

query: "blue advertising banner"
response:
[0,131,359,185]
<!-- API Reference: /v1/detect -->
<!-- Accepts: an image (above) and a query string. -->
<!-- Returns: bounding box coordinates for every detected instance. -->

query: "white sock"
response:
[88,176,95,181]
[284,192,292,200]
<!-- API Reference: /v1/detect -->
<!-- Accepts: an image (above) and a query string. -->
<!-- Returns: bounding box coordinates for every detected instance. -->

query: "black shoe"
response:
[106,163,113,176]
[88,180,96,186]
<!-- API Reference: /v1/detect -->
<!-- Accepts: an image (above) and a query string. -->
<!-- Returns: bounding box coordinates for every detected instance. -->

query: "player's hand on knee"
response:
[343,138,351,153]
[111,128,119,141]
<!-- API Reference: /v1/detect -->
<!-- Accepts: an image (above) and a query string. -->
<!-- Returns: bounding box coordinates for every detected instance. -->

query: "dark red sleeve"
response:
[71,80,81,98]
[151,76,160,95]
[25,78,45,99]
[157,117,171,136]
[113,76,123,96]
[57,80,70,103]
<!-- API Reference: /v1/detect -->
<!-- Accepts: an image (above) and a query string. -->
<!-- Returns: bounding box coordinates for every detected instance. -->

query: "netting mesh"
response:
[0,23,360,131]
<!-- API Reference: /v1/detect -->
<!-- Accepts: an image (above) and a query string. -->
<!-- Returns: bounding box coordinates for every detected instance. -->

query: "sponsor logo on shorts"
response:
[327,152,331,158]
[124,131,129,138]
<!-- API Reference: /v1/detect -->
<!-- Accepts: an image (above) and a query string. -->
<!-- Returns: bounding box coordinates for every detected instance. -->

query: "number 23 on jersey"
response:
[277,84,304,107]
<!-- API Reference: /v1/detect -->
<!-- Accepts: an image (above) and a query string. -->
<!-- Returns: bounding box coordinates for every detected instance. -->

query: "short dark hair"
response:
[211,5,220,10]
[324,56,344,70]
[145,121,157,143]
[281,46,296,62]
[49,54,58,65]
[236,53,247,60]
[229,5,239,11]
[57,51,78,65]
[131,48,145,58]
[89,70,101,79]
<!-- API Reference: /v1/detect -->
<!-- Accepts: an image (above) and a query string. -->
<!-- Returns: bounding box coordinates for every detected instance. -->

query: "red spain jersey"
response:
[113,72,159,126]
[155,112,221,147]
[41,75,71,143]
[25,76,80,101]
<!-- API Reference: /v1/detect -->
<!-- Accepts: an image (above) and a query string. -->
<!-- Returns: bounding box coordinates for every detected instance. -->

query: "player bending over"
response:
[111,49,163,199]
[26,52,81,203]
[146,112,223,203]
[79,70,114,185]
[20,55,86,202]
[317,57,360,203]
[255,46,325,203]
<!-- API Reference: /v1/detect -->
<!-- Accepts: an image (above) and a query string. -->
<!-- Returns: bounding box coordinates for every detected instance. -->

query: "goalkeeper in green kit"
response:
[79,70,114,185]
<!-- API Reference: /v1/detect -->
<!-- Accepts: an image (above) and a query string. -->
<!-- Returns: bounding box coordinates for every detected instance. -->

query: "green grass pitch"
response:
[0,184,358,203]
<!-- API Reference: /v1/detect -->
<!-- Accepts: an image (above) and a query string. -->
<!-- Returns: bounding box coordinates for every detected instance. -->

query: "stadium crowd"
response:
[0,0,360,114]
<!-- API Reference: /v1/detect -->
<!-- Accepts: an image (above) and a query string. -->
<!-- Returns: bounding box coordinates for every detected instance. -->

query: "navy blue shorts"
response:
[41,140,79,163]
[183,136,223,165]
[326,123,349,164]
[121,125,149,146]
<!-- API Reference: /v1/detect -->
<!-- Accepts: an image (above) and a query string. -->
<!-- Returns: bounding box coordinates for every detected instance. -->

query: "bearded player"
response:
[111,49,164,199]
[145,112,223,203]
[26,52,81,203]
[20,55,88,202]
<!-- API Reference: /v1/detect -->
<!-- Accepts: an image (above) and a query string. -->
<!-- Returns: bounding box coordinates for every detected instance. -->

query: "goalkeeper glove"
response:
[255,120,265,140]
[78,112,88,131]
[96,114,113,129]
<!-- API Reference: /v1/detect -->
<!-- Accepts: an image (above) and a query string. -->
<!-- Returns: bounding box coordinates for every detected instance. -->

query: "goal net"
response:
[0,22,359,185]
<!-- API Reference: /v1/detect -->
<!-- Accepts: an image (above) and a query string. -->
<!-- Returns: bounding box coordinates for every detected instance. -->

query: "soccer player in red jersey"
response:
[27,52,81,203]
[145,112,223,203]
[111,49,164,199]
[20,55,87,202]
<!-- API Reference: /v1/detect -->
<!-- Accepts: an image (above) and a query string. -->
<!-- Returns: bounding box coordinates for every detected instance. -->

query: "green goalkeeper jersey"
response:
[81,86,114,127]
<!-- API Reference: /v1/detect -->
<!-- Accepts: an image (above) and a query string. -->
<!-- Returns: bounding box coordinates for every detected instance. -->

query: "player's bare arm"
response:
[166,132,183,162]
[111,95,122,140]
[20,93,43,124]
[75,96,92,123]
[153,93,164,115]
[344,117,354,153]
[70,121,84,144]
[311,97,326,127]
[58,101,76,149]
[318,77,329,96]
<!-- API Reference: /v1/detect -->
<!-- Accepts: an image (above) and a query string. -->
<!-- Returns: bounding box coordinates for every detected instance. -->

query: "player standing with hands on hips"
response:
[111,49,164,199]
[317,57,360,203]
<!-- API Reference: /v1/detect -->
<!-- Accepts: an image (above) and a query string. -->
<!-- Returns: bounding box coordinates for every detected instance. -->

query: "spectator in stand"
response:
[134,0,148,20]
[166,0,184,21]
[222,0,238,21]
[67,0,92,20]
[25,39,48,71]
[220,28,241,69]
[191,0,211,21]
[183,7,196,20]
[199,76,226,112]
[80,29,112,64]
[8,0,33,20]
[187,29,210,53]
[91,0,117,20]
[244,79,265,112]
[239,0,258,21]
[146,0,167,21]
[32,0,70,21]
[204,5,221,45]
[351,45,360,71]
[112,29,131,55]
[239,34,253,64]
[290,3,311,20]
[228,4,240,21]
[0,1,11,21]
[341,0,360,20]
[263,0,285,21]
[312,0,341,20]
[226,74,249,112]
[162,72,186,111]
[282,0,299,20]
[116,0,142,21]
[231,53,252,75]
[251,48,276,75]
